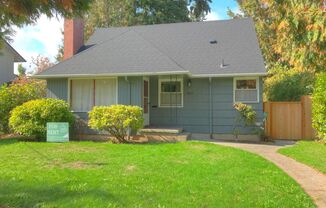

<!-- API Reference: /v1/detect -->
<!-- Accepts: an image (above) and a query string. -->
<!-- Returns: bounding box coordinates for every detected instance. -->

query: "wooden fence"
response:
[263,96,316,140]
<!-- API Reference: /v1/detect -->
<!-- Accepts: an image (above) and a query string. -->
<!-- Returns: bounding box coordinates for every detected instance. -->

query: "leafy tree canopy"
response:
[0,0,90,45]
[229,0,326,72]
[84,0,212,40]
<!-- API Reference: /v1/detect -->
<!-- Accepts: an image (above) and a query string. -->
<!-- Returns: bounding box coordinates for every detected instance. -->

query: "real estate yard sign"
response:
[47,122,69,142]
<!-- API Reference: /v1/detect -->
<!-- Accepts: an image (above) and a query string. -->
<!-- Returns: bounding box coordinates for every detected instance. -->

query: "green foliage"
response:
[233,103,257,139]
[17,64,26,76]
[0,79,46,133]
[234,103,257,126]
[265,67,315,101]
[232,0,326,72]
[84,0,212,40]
[312,73,326,141]
[88,105,144,143]
[9,98,75,140]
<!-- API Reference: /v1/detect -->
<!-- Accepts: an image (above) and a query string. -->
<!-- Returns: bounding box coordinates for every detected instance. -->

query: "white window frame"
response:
[233,77,260,104]
[68,77,118,112]
[158,78,184,108]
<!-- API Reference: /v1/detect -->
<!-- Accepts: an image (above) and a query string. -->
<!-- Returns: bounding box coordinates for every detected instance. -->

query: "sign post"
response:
[47,122,69,142]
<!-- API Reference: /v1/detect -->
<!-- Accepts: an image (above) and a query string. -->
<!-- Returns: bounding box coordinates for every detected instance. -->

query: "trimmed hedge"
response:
[9,98,74,140]
[89,105,143,143]
[0,80,46,133]
[312,73,326,141]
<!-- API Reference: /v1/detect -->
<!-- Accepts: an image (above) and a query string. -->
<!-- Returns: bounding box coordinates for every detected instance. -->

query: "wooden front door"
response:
[143,77,150,126]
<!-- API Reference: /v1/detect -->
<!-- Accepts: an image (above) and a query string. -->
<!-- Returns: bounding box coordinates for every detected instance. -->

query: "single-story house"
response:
[0,41,26,85]
[33,18,267,138]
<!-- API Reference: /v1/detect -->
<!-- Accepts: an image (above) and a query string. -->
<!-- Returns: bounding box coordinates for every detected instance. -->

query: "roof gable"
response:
[36,18,266,78]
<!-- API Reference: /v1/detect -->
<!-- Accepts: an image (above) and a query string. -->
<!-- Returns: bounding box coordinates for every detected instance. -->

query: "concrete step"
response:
[139,127,183,134]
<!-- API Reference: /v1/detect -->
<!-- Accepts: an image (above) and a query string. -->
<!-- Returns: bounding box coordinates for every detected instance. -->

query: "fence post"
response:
[301,96,306,139]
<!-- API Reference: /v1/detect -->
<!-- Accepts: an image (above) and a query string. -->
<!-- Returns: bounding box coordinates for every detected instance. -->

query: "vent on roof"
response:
[220,59,229,68]
[210,40,217,44]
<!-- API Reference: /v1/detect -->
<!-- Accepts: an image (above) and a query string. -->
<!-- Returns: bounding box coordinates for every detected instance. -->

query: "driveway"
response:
[212,141,326,208]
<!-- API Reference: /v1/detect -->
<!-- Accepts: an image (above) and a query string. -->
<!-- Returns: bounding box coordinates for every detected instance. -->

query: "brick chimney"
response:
[64,18,84,60]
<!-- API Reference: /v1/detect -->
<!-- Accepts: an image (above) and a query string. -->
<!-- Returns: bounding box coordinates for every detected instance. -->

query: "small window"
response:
[234,78,259,103]
[159,79,183,107]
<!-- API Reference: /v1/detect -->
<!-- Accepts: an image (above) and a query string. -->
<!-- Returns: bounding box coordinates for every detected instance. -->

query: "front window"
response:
[159,78,183,107]
[70,78,117,112]
[234,78,259,103]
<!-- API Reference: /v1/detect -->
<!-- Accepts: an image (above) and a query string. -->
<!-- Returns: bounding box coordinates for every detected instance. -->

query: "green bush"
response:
[265,67,315,101]
[233,103,257,139]
[0,79,46,133]
[312,73,326,141]
[88,105,144,143]
[9,98,74,140]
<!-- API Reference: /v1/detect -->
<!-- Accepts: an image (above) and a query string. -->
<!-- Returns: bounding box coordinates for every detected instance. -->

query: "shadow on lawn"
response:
[0,179,119,207]
[0,138,19,146]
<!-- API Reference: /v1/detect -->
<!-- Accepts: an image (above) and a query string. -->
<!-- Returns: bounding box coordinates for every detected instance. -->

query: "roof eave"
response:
[31,71,268,79]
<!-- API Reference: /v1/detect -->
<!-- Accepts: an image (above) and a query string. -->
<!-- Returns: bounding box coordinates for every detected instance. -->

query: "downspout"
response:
[124,76,131,105]
[209,77,213,139]
[125,76,131,139]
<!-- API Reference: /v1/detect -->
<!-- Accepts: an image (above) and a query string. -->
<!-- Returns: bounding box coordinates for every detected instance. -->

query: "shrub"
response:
[9,98,74,140]
[88,105,144,143]
[312,73,326,142]
[233,103,257,139]
[0,79,46,133]
[265,67,315,101]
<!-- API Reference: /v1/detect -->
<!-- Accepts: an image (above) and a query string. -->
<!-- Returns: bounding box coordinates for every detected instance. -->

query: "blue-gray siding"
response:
[46,78,68,101]
[149,77,263,134]
[46,76,264,134]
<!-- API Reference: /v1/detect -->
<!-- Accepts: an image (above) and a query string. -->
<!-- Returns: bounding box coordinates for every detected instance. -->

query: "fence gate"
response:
[263,96,316,140]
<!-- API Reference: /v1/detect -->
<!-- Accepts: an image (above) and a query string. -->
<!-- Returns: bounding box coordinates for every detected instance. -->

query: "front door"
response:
[143,77,150,126]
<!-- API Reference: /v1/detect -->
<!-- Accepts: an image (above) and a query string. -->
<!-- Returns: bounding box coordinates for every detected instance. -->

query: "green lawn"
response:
[279,141,326,174]
[0,139,314,208]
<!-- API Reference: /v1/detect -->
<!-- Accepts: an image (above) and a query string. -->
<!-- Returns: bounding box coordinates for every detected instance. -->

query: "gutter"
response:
[31,72,268,79]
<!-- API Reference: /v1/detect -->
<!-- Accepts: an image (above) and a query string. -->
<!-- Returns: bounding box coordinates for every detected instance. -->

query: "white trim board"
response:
[233,77,260,104]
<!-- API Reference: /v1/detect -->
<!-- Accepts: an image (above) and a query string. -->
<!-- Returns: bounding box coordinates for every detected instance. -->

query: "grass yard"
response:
[0,139,314,208]
[279,141,326,174]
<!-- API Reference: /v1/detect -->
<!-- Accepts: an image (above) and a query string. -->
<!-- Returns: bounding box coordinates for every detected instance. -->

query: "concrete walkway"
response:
[213,141,326,208]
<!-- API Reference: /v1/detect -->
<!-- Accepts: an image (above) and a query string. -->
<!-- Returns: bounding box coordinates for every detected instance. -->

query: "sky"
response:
[11,0,239,73]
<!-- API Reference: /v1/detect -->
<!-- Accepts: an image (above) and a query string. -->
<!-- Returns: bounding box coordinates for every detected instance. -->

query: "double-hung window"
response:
[70,78,117,112]
[234,77,259,103]
[159,78,183,107]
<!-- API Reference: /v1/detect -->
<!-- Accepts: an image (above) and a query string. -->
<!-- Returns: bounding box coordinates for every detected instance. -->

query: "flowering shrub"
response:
[233,103,257,139]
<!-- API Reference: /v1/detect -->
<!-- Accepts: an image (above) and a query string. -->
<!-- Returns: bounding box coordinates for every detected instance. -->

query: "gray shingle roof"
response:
[36,18,266,78]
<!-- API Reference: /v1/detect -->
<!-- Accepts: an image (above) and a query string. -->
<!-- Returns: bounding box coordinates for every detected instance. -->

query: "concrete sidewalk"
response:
[213,141,326,208]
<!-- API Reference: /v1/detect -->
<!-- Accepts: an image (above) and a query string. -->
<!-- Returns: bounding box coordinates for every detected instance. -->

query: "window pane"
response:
[236,80,256,89]
[71,79,93,112]
[161,81,181,92]
[235,89,258,102]
[95,79,117,106]
[160,93,182,106]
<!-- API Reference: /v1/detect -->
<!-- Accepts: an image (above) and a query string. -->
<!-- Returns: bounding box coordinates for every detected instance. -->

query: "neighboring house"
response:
[0,41,25,85]
[34,18,267,137]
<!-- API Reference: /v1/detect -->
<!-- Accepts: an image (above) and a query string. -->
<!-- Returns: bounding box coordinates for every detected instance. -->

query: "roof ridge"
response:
[131,29,188,72]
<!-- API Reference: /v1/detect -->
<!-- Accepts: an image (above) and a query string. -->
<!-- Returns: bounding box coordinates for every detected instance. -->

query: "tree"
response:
[55,30,65,63]
[17,64,26,76]
[0,0,90,46]
[32,55,55,74]
[229,0,326,72]
[84,0,212,40]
